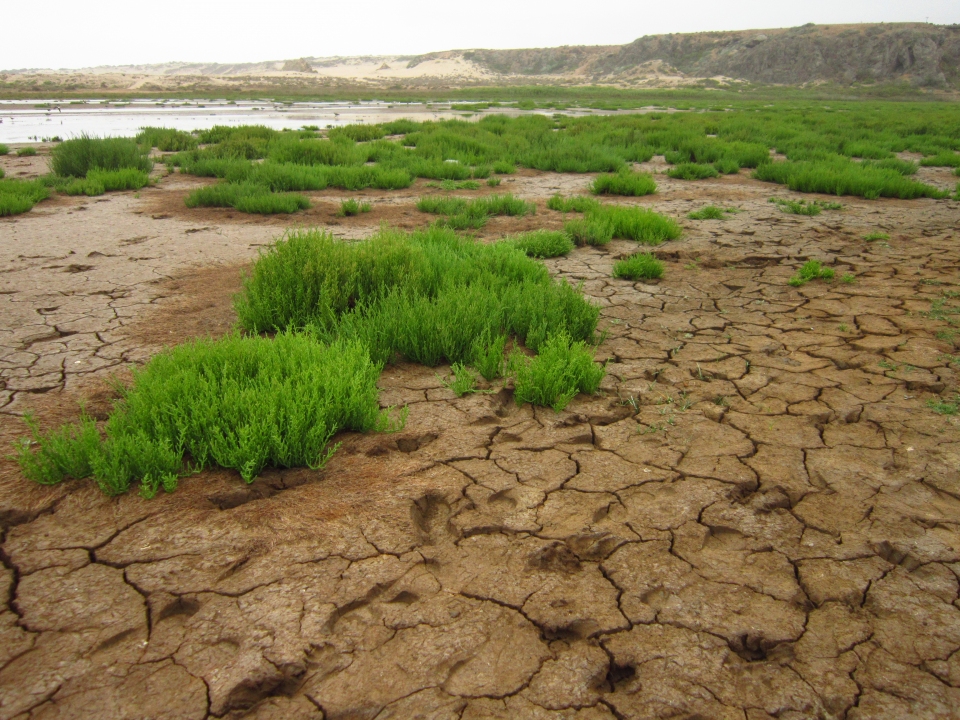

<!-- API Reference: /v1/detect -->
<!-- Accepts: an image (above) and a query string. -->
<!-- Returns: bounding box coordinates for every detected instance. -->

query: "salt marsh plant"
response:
[17,147,37,157]
[510,332,605,411]
[564,217,613,246]
[185,182,310,214]
[920,152,960,168]
[62,168,151,196]
[590,169,657,196]
[547,195,601,213]
[596,205,682,244]
[508,230,574,258]
[667,163,720,180]
[0,144,8,155]
[770,197,842,216]
[337,198,372,216]
[18,334,394,495]
[687,206,728,220]
[136,127,198,152]
[755,159,947,199]
[789,260,835,287]
[0,179,50,216]
[613,253,665,280]
[51,135,153,177]
[863,231,890,241]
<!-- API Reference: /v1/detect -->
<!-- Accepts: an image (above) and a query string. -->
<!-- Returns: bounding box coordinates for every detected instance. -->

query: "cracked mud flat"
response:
[1,154,960,719]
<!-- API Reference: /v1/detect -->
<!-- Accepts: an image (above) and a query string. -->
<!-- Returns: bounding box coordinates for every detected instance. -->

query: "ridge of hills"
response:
[3,23,959,91]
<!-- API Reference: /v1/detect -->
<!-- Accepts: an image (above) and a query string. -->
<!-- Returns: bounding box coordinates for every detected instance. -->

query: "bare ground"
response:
[1,152,960,719]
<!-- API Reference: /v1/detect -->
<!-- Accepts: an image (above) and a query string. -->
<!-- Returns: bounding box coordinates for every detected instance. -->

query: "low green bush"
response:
[185,182,310,214]
[0,178,50,216]
[337,198,371,216]
[613,253,664,280]
[687,206,728,220]
[136,127,198,152]
[770,197,841,216]
[789,260,835,287]
[547,194,601,213]
[712,158,741,175]
[592,205,682,244]
[63,178,106,196]
[590,169,657,196]
[17,147,37,157]
[18,333,395,495]
[510,332,605,412]
[564,217,613,246]
[235,227,600,365]
[487,177,501,187]
[667,163,720,180]
[508,230,574,258]
[0,144,8,155]
[51,135,153,177]
[493,160,516,174]
[920,152,960,168]
[863,231,890,241]
[754,159,946,199]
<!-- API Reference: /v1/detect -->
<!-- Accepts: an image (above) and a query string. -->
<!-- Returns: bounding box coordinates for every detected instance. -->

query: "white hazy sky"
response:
[3,0,959,70]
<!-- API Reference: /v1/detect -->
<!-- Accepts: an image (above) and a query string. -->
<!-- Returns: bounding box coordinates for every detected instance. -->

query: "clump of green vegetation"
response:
[547,194,601,213]
[510,332,605,412]
[863,231,890,241]
[596,205,682,244]
[337,198,372,216]
[508,230,574,258]
[841,273,856,284]
[928,395,959,415]
[754,158,948,200]
[0,179,50,216]
[185,182,310,214]
[442,363,480,397]
[789,260,835,287]
[136,127,198,152]
[564,217,614,246]
[687,205,734,220]
[770,197,842,216]
[0,144,8,156]
[235,227,599,364]
[920,152,960,168]
[613,253,664,280]
[17,334,395,496]
[493,160,516,174]
[51,135,153,177]
[16,147,37,157]
[63,168,151,196]
[425,180,480,190]
[416,193,534,230]
[590,169,657,196]
[487,177,501,187]
[0,167,4,180]
[667,163,719,180]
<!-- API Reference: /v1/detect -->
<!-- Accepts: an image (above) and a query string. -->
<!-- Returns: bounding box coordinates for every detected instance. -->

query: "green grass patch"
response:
[613,252,664,280]
[51,135,153,178]
[928,395,960,416]
[185,182,310,214]
[590,169,657,196]
[426,180,480,190]
[17,333,395,495]
[563,217,613,247]
[493,160,516,174]
[863,231,890,241]
[16,147,37,157]
[920,152,960,168]
[754,158,946,200]
[337,198,372,216]
[234,227,600,367]
[687,205,733,220]
[591,205,682,245]
[486,177,501,187]
[547,194,601,213]
[508,230,574,258]
[136,127,198,152]
[0,178,50,216]
[667,163,719,180]
[510,332,605,412]
[789,260,835,287]
[770,197,842,216]
[0,144,8,156]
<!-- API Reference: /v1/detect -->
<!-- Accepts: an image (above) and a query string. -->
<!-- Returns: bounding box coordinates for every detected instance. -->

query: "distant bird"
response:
[56,106,61,113]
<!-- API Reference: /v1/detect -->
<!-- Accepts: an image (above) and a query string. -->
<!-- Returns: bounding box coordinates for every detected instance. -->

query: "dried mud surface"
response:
[2,156,960,719]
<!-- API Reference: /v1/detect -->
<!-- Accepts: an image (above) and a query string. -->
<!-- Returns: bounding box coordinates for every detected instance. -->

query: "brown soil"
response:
[2,163,960,720]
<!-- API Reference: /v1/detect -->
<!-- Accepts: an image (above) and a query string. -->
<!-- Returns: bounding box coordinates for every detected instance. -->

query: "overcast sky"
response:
[4,0,959,70]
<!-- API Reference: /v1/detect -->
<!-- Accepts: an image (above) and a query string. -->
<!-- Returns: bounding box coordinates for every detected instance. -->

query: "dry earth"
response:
[1,150,960,719]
